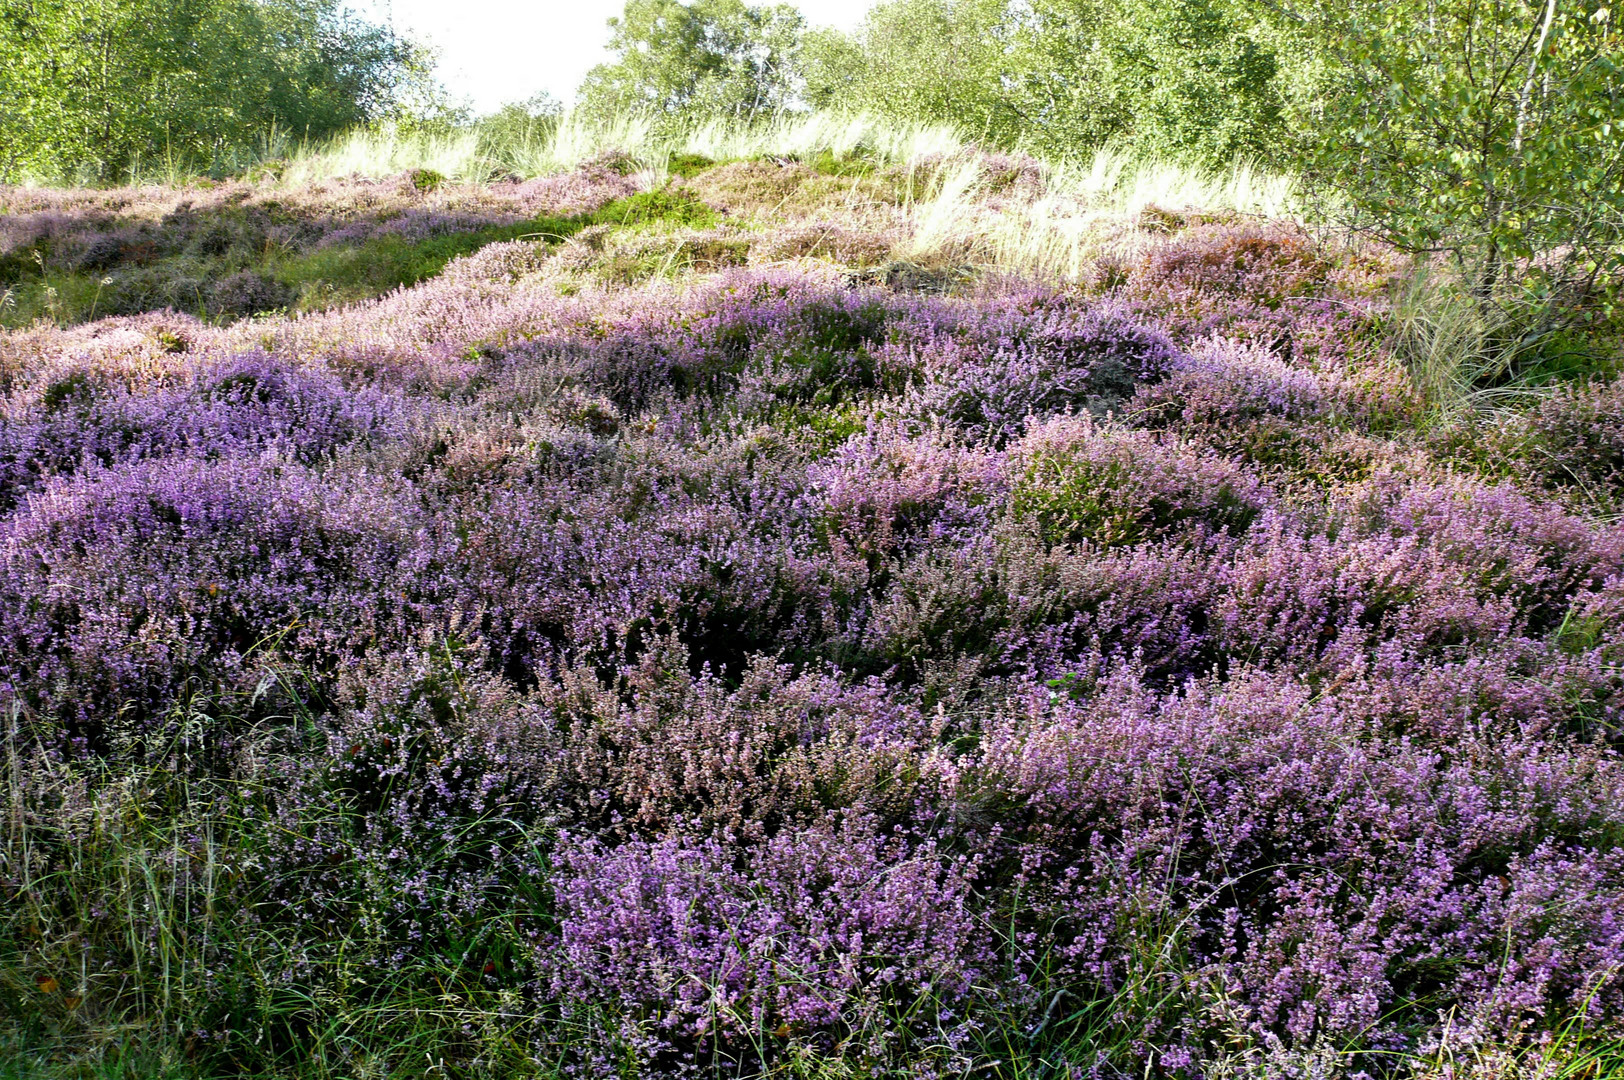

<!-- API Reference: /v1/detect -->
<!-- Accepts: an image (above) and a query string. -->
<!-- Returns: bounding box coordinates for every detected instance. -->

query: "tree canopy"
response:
[794,0,1286,166]
[0,0,431,181]
[576,0,805,125]
[1280,0,1623,317]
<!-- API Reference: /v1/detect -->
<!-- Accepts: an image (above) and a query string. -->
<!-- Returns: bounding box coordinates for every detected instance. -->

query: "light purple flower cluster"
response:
[2,193,1621,1075]
[0,352,407,505]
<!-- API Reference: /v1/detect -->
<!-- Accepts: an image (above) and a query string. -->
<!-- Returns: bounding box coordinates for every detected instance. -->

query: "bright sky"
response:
[351,0,878,115]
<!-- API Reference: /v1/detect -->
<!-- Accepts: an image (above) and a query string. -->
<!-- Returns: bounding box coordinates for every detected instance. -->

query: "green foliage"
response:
[0,0,436,183]
[475,93,564,148]
[799,0,1287,166]
[576,0,805,127]
[474,93,564,176]
[802,0,1014,139]
[1281,0,1624,329]
[665,151,718,178]
[405,168,445,192]
[271,223,556,309]
[1089,0,1284,164]
[591,189,717,229]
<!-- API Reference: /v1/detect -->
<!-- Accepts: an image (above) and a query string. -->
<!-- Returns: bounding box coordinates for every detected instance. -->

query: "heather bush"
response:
[1525,377,1624,507]
[1117,220,1396,380]
[811,420,1003,561]
[1133,335,1419,453]
[547,819,988,1070]
[0,457,450,748]
[990,531,1224,681]
[1009,416,1269,549]
[1346,473,1623,635]
[958,668,1624,1050]
[900,294,1184,443]
[0,353,408,505]
[748,220,895,267]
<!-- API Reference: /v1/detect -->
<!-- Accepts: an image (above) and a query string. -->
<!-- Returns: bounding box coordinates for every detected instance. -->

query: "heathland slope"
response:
[1,138,1621,1079]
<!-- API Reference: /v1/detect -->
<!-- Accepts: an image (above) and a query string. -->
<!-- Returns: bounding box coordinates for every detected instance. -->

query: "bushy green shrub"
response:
[1284,0,1623,341]
[799,0,1287,167]
[0,0,440,183]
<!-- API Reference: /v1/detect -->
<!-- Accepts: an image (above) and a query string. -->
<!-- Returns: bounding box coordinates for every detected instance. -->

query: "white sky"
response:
[351,0,878,115]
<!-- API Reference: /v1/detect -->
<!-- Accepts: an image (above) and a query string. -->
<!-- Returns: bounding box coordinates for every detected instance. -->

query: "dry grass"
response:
[280,111,967,186]
[898,150,1299,282]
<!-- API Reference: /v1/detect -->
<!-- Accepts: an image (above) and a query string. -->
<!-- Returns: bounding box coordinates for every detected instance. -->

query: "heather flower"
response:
[898,293,1183,443]
[1526,376,1624,504]
[1008,415,1270,549]
[811,420,1003,560]
[547,817,988,1063]
[0,457,450,745]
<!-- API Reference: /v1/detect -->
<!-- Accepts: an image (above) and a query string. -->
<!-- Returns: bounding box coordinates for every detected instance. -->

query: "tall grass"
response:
[1385,271,1533,418]
[276,107,1288,214]
[278,110,970,185]
[278,128,487,185]
[1382,265,1617,420]
[672,112,964,166]
[899,148,1299,280]
[271,108,1303,291]
[0,681,546,1080]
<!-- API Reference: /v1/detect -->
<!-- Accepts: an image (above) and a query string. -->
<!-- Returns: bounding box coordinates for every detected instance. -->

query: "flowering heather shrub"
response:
[1115,220,1396,382]
[534,648,938,839]
[0,166,645,330]
[1527,376,1624,501]
[539,271,908,415]
[990,532,1225,680]
[0,353,408,507]
[1217,516,1509,669]
[899,293,1185,443]
[2,163,1622,1079]
[0,310,218,393]
[1009,416,1269,549]
[662,276,898,406]
[811,421,1003,561]
[0,457,449,746]
[1139,334,1416,430]
[1132,220,1336,304]
[959,669,1624,1045]
[307,163,638,248]
[548,820,987,1064]
[1346,472,1624,634]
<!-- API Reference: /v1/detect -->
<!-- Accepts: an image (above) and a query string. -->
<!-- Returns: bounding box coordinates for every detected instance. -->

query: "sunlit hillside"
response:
[2,97,1621,1080]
